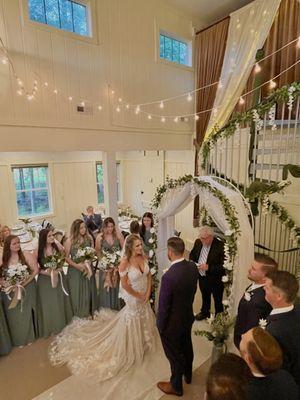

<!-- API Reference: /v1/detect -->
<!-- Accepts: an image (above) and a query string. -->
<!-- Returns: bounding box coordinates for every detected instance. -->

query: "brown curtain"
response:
[193,17,229,225]
[234,0,300,114]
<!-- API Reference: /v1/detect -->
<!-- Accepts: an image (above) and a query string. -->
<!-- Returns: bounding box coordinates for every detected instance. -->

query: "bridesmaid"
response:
[140,212,154,255]
[36,229,73,337]
[95,217,124,310]
[0,291,11,355]
[0,235,39,346]
[65,219,98,318]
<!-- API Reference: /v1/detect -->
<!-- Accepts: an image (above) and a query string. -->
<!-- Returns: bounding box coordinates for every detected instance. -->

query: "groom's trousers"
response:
[160,326,194,393]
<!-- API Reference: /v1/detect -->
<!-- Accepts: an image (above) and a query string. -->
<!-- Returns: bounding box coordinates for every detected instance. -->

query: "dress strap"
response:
[119,268,128,278]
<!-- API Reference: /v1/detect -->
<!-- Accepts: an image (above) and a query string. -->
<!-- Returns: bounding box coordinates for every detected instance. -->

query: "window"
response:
[96,162,121,204]
[12,166,52,217]
[159,33,191,67]
[28,0,89,37]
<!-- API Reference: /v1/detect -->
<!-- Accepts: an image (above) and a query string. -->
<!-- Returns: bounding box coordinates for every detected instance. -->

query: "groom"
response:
[157,237,199,396]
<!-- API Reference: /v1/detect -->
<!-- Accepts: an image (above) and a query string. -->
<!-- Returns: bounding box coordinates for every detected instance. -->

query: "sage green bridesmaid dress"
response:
[67,239,98,318]
[98,238,122,311]
[2,277,38,346]
[37,253,73,337]
[0,293,11,355]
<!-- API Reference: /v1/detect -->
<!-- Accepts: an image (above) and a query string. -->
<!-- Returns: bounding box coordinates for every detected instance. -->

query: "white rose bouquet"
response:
[73,246,97,279]
[100,248,122,291]
[1,263,32,309]
[43,253,69,294]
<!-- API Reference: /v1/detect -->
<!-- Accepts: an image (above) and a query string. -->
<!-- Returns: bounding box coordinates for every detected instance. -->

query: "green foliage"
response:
[195,312,235,346]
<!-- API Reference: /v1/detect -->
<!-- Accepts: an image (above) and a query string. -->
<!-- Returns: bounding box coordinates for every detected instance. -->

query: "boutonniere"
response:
[259,319,267,329]
[244,291,252,301]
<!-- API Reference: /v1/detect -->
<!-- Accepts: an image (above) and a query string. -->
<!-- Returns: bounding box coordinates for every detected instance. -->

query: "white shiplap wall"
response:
[0,0,195,151]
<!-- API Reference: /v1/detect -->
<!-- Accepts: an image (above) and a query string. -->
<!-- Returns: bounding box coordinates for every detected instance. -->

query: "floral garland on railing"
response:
[200,82,300,169]
[151,174,241,313]
[261,196,300,248]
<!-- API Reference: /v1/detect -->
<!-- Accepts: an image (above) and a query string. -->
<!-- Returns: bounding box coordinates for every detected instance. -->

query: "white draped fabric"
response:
[156,176,254,313]
[204,0,281,140]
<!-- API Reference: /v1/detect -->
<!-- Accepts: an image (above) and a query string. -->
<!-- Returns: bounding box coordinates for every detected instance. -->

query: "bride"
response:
[50,234,158,381]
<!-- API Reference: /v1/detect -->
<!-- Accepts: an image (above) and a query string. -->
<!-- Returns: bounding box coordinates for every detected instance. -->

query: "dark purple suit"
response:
[157,259,199,394]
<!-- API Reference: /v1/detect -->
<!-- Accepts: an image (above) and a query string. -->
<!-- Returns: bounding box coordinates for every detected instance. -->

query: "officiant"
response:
[189,226,225,320]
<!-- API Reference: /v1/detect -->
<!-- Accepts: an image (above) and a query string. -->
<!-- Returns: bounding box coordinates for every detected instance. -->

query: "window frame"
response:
[12,164,54,219]
[96,161,122,205]
[157,29,193,70]
[22,0,98,45]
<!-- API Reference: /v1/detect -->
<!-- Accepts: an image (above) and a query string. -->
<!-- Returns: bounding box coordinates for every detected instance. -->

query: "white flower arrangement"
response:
[268,104,277,131]
[222,275,229,283]
[2,263,30,287]
[100,249,121,272]
[148,249,154,259]
[252,109,263,132]
[244,292,252,302]
[74,246,97,263]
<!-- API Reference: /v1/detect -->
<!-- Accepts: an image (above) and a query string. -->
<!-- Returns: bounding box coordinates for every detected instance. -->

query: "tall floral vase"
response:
[211,342,226,365]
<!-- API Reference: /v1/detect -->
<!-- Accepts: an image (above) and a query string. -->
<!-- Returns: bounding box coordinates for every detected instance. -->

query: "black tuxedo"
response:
[234,285,272,349]
[157,259,199,394]
[266,307,300,395]
[247,369,298,400]
[189,237,224,316]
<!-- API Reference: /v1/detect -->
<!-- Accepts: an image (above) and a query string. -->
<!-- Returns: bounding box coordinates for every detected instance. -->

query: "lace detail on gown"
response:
[49,262,157,382]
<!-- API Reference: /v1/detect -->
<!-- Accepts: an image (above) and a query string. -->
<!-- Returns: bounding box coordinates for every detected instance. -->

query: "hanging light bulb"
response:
[218,81,223,89]
[111,89,115,95]
[159,101,164,109]
[34,80,38,86]
[118,97,122,103]
[269,79,277,89]
[135,106,140,114]
[17,89,23,96]
[98,105,102,110]
[187,93,192,102]
[17,78,23,86]
[147,114,152,120]
[239,96,245,105]
[125,104,130,109]
[194,114,200,121]
[26,94,34,101]
[174,117,179,123]
[1,57,8,64]
[161,116,166,122]
[80,101,85,107]
[53,89,58,94]
[254,62,261,73]
[44,82,48,87]
[68,96,73,101]
[116,106,121,112]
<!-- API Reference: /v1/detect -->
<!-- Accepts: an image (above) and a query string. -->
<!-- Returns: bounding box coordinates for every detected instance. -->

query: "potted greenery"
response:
[194,312,234,364]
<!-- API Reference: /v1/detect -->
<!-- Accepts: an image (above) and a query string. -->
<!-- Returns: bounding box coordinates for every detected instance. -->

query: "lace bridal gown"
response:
[49,262,159,381]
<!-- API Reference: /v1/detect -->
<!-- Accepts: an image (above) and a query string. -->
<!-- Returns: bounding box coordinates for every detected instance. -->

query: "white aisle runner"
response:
[33,323,211,400]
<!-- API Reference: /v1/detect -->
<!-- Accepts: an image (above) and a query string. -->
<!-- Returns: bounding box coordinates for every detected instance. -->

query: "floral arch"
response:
[151,175,254,314]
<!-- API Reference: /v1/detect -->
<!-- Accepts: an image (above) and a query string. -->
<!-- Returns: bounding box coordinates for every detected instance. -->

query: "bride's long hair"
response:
[124,234,142,260]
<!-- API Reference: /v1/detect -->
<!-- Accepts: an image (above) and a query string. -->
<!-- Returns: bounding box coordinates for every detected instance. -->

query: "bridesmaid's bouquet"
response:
[100,248,122,291]
[74,246,97,279]
[43,253,69,294]
[1,263,31,309]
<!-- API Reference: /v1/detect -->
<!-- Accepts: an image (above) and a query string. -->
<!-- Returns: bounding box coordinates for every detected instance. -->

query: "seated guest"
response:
[189,226,224,320]
[265,270,300,394]
[240,327,298,400]
[234,253,277,349]
[83,206,103,233]
[205,353,251,400]
[129,220,140,235]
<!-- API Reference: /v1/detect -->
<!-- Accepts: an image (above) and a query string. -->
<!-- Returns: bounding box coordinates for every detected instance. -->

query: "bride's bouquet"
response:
[100,248,121,291]
[74,246,97,279]
[43,253,69,295]
[1,263,32,309]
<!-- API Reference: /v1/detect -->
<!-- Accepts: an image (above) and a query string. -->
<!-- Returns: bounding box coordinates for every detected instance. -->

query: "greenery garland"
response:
[200,82,300,169]
[151,174,241,313]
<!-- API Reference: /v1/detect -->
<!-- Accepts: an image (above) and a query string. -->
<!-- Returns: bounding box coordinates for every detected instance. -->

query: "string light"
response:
[118,97,122,102]
[44,82,48,87]
[174,117,179,123]
[239,96,245,105]
[116,105,121,112]
[194,114,200,121]
[159,101,164,109]
[17,78,23,86]
[147,114,152,120]
[187,93,192,102]
[68,96,73,101]
[98,105,102,110]
[80,101,85,107]
[269,79,277,89]
[1,57,8,64]
[53,89,58,94]
[126,104,130,109]
[17,89,23,96]
[254,62,261,73]
[161,116,166,122]
[111,90,115,95]
[135,105,140,114]
[26,94,34,101]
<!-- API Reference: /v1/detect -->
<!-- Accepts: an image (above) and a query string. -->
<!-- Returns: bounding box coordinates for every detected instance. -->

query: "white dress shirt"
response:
[270,305,294,315]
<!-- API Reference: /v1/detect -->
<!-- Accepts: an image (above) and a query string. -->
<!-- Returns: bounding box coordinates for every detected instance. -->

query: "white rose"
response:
[225,230,234,236]
[148,250,154,258]
[222,299,229,306]
[148,238,154,244]
[150,267,156,275]
[222,275,229,283]
[150,228,155,234]
[224,263,233,271]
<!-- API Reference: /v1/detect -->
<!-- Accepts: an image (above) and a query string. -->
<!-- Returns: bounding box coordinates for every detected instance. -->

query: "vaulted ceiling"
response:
[163,0,254,28]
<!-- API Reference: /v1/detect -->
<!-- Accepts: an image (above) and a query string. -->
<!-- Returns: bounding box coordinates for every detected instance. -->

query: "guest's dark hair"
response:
[140,212,154,239]
[1,235,27,269]
[167,237,185,256]
[254,252,278,273]
[206,353,251,400]
[37,228,60,268]
[130,220,140,235]
[266,270,299,303]
[247,327,282,375]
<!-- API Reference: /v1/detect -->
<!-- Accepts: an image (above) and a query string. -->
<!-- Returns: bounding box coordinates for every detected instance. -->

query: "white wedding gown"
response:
[50,262,158,381]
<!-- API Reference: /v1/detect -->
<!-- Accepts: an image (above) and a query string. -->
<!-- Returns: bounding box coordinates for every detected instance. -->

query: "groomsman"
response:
[189,226,224,320]
[265,270,300,396]
[234,253,278,349]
